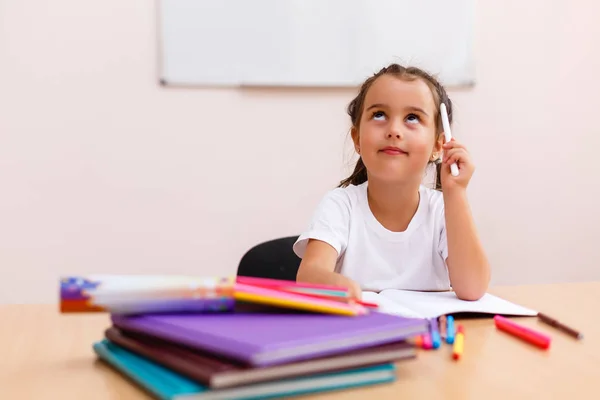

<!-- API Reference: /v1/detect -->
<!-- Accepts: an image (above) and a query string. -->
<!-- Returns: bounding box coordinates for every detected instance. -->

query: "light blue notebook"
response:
[93,340,396,400]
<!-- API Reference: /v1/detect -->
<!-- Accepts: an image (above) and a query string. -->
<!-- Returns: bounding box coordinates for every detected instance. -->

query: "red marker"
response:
[494,315,551,349]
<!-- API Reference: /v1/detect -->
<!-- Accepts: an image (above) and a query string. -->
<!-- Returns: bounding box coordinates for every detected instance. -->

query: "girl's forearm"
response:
[443,189,491,300]
[297,264,346,286]
[296,264,362,299]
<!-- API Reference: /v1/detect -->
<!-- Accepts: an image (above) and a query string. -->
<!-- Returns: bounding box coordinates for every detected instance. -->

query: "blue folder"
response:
[93,339,396,400]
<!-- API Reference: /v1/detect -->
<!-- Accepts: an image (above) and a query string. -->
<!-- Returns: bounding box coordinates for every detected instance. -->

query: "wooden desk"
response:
[2,282,599,399]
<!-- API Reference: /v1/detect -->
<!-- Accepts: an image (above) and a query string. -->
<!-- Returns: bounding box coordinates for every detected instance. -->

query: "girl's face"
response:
[352,75,442,185]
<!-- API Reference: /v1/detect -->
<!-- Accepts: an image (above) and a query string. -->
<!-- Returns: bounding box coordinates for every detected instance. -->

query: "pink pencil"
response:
[235,276,349,293]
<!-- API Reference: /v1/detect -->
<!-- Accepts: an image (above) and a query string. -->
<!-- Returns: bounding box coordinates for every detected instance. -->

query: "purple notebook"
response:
[111,311,427,367]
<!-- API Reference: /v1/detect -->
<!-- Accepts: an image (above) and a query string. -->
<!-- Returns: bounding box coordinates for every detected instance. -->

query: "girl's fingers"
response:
[443,148,463,162]
[444,149,471,166]
[443,139,466,150]
[449,153,471,167]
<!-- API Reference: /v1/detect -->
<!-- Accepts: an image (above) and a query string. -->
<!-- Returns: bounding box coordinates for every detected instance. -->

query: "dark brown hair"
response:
[338,64,453,191]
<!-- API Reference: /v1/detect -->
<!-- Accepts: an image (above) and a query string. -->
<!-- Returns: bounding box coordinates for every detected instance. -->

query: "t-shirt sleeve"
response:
[293,189,352,259]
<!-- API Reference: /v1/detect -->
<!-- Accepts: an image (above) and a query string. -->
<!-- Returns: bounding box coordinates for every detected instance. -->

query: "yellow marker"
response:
[452,325,464,360]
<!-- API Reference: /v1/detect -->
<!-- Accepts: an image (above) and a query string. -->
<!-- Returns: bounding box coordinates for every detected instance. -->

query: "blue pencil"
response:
[446,315,455,344]
[430,318,441,349]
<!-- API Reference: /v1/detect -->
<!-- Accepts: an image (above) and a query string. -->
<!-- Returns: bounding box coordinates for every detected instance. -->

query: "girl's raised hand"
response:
[440,137,474,191]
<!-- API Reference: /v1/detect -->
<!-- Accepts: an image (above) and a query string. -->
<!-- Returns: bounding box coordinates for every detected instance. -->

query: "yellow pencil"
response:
[452,325,464,360]
[233,292,361,316]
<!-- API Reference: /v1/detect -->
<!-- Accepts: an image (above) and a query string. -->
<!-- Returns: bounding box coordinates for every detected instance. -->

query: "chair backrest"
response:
[236,236,301,281]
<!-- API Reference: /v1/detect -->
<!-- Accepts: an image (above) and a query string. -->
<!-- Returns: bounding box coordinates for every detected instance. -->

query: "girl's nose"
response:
[387,119,403,139]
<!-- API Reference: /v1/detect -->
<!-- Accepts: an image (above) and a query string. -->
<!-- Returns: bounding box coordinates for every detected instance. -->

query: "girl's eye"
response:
[405,113,421,124]
[372,111,386,121]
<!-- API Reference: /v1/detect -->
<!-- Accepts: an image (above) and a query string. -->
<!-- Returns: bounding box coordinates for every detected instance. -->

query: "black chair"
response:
[236,236,301,281]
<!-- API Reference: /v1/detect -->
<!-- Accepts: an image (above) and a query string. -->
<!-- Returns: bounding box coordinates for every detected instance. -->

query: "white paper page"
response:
[379,290,538,319]
[361,291,424,319]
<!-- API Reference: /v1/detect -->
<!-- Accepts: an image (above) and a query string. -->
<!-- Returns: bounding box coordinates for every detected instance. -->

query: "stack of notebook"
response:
[61,275,428,399]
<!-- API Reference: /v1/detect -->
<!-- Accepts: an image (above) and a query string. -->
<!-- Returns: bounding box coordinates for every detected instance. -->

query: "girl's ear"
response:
[435,134,444,153]
[431,134,444,161]
[351,127,360,153]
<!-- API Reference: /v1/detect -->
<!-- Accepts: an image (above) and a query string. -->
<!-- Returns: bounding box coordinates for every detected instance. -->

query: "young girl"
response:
[293,64,490,301]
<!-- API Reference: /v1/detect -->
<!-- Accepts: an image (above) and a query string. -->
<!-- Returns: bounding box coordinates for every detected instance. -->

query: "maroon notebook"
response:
[105,326,415,389]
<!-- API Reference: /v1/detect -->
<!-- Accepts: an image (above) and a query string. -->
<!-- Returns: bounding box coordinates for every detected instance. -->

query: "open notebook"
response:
[362,290,537,319]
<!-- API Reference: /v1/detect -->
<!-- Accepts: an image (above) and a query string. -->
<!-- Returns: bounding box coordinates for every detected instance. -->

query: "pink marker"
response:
[421,334,433,350]
[494,315,551,349]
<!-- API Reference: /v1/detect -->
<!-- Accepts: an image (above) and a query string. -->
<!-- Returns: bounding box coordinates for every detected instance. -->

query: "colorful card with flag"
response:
[60,275,235,314]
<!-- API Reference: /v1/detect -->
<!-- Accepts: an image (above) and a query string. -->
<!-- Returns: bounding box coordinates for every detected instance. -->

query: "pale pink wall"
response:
[1,1,599,303]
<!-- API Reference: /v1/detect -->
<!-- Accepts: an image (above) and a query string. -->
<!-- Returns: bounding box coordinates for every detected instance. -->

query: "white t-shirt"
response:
[293,182,451,292]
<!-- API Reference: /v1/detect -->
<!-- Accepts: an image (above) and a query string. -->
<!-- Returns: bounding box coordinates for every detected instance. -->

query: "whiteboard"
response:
[158,0,475,87]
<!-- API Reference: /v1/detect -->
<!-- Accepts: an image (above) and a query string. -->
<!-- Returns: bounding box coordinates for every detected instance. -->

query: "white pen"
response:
[440,103,459,177]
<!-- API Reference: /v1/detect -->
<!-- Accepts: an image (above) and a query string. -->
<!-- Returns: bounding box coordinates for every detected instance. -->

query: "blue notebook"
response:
[94,339,396,400]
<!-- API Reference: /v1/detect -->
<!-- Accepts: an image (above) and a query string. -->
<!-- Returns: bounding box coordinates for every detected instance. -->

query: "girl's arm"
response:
[443,189,491,300]
[441,138,491,300]
[296,239,362,299]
